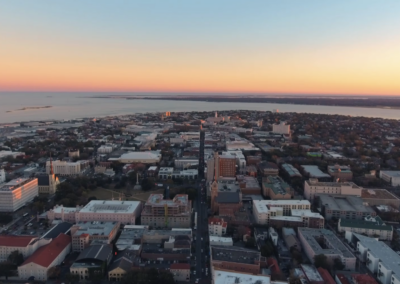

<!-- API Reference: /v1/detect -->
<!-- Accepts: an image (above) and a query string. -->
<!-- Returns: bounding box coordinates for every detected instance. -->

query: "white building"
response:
[0,178,38,212]
[253,200,311,224]
[110,151,162,164]
[209,236,233,246]
[0,236,51,262]
[158,167,174,179]
[304,179,362,201]
[97,145,113,154]
[46,160,81,176]
[379,171,400,186]
[171,169,198,180]
[208,217,227,236]
[212,269,272,284]
[0,169,5,183]
[339,216,393,241]
[272,121,290,134]
[268,227,278,246]
[47,200,142,225]
[346,233,400,284]
[18,234,71,281]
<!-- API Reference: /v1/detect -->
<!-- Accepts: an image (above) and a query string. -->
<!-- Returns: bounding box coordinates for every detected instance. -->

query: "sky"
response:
[1,0,400,96]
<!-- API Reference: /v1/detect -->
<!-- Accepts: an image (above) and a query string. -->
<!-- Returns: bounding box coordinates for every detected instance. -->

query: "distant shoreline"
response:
[6,106,52,113]
[88,96,400,110]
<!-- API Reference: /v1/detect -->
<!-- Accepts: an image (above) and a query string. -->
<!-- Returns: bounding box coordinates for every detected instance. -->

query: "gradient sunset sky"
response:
[1,0,400,95]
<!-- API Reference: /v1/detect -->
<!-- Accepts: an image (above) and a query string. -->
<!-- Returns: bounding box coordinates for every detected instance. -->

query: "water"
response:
[0,92,399,123]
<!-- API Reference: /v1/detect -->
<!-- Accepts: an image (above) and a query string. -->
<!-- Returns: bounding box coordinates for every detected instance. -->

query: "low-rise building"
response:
[298,228,356,270]
[327,164,353,181]
[262,176,292,200]
[71,221,120,252]
[110,151,162,164]
[281,163,302,178]
[18,233,71,281]
[379,170,400,186]
[208,217,227,236]
[346,232,400,284]
[0,236,51,262]
[70,245,113,281]
[301,165,331,181]
[46,160,82,176]
[361,188,400,209]
[170,263,190,282]
[258,161,279,177]
[304,179,362,201]
[141,194,191,228]
[338,216,393,240]
[142,229,192,244]
[108,251,134,282]
[212,269,271,284]
[300,264,324,284]
[237,175,261,195]
[209,236,233,246]
[0,177,38,212]
[272,121,290,134]
[210,179,242,215]
[316,194,376,220]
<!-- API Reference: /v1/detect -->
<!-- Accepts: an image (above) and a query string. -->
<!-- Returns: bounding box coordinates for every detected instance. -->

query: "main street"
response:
[194,179,210,284]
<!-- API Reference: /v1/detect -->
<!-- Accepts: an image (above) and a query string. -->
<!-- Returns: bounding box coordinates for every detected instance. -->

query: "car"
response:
[27,223,33,227]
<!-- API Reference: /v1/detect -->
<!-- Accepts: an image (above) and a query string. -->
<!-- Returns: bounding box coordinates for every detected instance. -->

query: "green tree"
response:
[0,262,17,280]
[7,251,24,266]
[314,254,329,270]
[333,258,345,271]
[64,273,80,284]
[141,178,153,191]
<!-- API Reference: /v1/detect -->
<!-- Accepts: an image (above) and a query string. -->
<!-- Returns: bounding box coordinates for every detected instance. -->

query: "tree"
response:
[47,266,61,279]
[7,251,24,266]
[0,262,17,280]
[245,237,256,248]
[333,258,345,271]
[64,273,80,284]
[141,178,153,191]
[314,254,329,270]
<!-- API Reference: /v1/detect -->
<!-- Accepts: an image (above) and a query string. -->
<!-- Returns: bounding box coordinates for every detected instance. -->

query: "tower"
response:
[198,130,205,180]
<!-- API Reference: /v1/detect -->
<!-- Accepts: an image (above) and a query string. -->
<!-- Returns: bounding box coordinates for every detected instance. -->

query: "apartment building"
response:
[208,217,227,236]
[346,233,400,284]
[327,164,353,181]
[170,263,190,282]
[0,236,51,262]
[316,194,376,220]
[298,228,356,270]
[272,121,290,134]
[141,194,191,228]
[338,216,393,241]
[304,179,362,201]
[210,179,242,215]
[361,188,400,209]
[262,176,293,200]
[379,171,400,186]
[253,200,324,229]
[46,160,82,176]
[0,178,38,212]
[71,221,120,251]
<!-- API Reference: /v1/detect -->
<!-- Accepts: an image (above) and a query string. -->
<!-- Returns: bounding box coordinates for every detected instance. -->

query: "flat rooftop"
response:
[73,221,119,237]
[79,200,141,214]
[282,163,302,177]
[211,246,260,265]
[318,194,375,214]
[253,200,310,214]
[213,269,270,284]
[0,177,36,191]
[216,179,241,193]
[361,188,400,200]
[301,165,331,178]
[299,228,354,258]
[380,171,400,177]
[145,194,189,206]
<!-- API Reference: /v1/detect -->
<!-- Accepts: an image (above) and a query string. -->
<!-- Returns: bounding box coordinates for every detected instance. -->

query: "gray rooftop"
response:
[76,244,113,262]
[72,221,119,237]
[211,246,260,265]
[282,163,302,178]
[317,194,375,214]
[301,165,331,178]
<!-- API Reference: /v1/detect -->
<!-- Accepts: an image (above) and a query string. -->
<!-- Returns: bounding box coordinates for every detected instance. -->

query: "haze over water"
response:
[1,93,399,124]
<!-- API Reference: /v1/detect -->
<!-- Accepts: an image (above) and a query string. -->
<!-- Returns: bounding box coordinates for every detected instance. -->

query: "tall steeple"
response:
[49,152,54,175]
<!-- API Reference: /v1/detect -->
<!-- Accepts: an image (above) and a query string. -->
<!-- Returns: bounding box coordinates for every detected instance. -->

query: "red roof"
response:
[352,274,379,284]
[267,257,282,275]
[0,236,36,247]
[208,217,227,226]
[21,233,71,268]
[317,268,335,284]
[170,263,190,270]
[336,274,352,284]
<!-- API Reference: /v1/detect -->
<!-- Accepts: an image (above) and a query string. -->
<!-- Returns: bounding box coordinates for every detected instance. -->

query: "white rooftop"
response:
[380,171,400,177]
[79,200,141,214]
[210,236,233,243]
[253,200,310,214]
[119,152,161,160]
[213,269,270,284]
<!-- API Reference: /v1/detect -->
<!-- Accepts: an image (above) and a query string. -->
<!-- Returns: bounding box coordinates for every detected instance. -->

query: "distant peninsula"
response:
[6,106,52,113]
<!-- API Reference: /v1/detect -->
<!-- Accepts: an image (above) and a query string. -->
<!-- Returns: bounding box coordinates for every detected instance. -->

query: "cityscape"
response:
[1,1,400,284]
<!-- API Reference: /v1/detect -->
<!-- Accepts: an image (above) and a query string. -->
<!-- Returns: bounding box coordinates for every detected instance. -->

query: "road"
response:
[193,180,210,284]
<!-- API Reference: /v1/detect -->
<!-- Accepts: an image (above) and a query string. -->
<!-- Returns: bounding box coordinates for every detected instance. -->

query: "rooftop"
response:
[72,221,119,237]
[301,165,331,178]
[211,246,260,265]
[282,163,302,177]
[0,235,37,247]
[380,170,400,177]
[263,176,291,195]
[210,236,233,243]
[145,194,189,207]
[213,269,270,284]
[0,177,37,191]
[253,200,310,214]
[339,218,392,231]
[79,200,141,214]
[361,188,400,200]
[76,244,112,262]
[318,194,375,214]
[301,264,324,282]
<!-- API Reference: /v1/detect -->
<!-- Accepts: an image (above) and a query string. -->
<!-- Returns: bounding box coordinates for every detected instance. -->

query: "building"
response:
[346,233,400,284]
[174,157,199,169]
[46,160,82,176]
[327,164,353,181]
[379,170,400,186]
[304,179,362,201]
[47,200,142,225]
[110,151,162,164]
[171,169,198,180]
[70,245,113,281]
[68,149,80,158]
[300,264,324,284]
[158,167,174,179]
[258,161,279,177]
[316,194,376,220]
[141,194,191,228]
[0,236,51,262]
[18,233,71,281]
[211,246,263,275]
[71,221,120,251]
[262,176,292,200]
[212,269,271,284]
[338,216,393,240]
[301,166,331,181]
[41,222,73,239]
[0,177,38,212]
[208,217,227,236]
[210,179,242,215]
[316,268,335,284]
[272,121,290,134]
[281,163,302,178]
[361,188,400,209]
[0,169,5,183]
[282,227,301,252]
[246,155,262,166]
[298,228,356,270]
[237,175,261,195]
[209,236,233,246]
[97,145,113,154]
[142,228,192,244]
[170,263,190,282]
[222,150,246,169]
[37,159,59,195]
[253,200,324,229]
[108,250,134,282]
[115,225,148,251]
[214,152,236,178]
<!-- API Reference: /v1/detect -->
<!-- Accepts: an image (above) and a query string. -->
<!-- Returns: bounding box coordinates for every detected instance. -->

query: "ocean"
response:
[0,92,399,123]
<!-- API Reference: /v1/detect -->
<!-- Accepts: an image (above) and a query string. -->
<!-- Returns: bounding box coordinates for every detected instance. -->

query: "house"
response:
[170,263,190,282]
[108,251,134,282]
[18,233,71,281]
